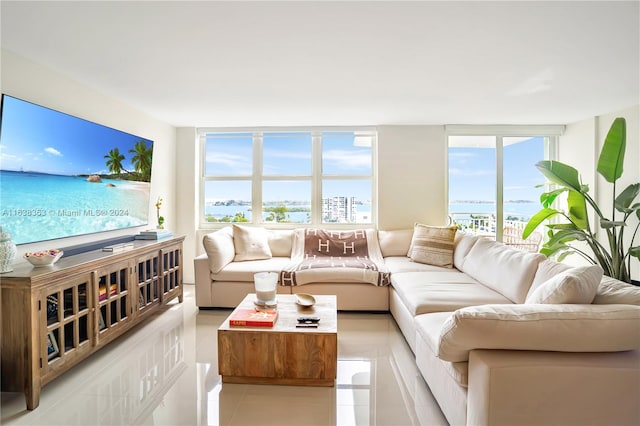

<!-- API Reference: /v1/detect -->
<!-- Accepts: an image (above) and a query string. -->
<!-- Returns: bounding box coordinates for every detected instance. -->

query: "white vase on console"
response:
[0,227,17,273]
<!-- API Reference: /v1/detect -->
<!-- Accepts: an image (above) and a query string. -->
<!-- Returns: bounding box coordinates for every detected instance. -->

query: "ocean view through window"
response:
[199,129,375,226]
[447,126,563,250]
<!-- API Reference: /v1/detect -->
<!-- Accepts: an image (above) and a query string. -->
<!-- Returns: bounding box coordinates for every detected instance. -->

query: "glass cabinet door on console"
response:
[40,273,93,380]
[136,251,161,313]
[161,246,183,302]
[94,261,131,340]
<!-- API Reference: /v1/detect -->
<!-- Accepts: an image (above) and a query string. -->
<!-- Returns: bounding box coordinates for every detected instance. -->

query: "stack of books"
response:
[134,229,174,240]
[98,284,118,302]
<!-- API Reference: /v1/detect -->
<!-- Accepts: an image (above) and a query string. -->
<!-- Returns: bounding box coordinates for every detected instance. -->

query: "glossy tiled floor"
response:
[1,286,448,426]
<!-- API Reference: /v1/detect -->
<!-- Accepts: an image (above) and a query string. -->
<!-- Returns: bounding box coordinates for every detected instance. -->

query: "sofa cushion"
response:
[461,238,545,303]
[202,227,235,274]
[385,256,456,274]
[378,229,413,257]
[525,265,603,304]
[267,229,294,257]
[212,257,292,282]
[437,304,640,362]
[453,231,479,270]
[408,223,457,268]
[414,312,469,387]
[232,224,272,261]
[594,276,640,305]
[391,271,511,315]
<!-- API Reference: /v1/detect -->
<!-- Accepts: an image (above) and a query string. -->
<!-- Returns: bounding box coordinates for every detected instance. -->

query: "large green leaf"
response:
[523,208,558,239]
[540,188,566,208]
[597,117,626,183]
[630,246,640,260]
[567,190,588,229]
[549,228,588,243]
[615,183,640,213]
[536,161,583,193]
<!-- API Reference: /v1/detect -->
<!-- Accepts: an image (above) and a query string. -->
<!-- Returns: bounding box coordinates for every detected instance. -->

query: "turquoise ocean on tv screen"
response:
[0,170,149,245]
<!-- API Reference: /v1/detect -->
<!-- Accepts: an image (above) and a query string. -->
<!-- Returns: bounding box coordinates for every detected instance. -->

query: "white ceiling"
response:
[1,1,639,128]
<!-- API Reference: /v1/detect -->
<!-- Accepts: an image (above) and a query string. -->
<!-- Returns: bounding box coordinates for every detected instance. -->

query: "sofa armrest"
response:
[194,254,214,307]
[438,304,640,362]
[467,349,640,426]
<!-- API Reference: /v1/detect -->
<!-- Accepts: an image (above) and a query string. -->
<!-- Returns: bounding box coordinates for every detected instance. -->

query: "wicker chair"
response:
[503,226,542,253]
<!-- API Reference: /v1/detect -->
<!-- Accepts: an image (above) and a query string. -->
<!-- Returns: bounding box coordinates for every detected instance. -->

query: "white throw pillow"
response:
[267,229,294,257]
[525,265,603,304]
[408,223,457,268]
[232,224,272,261]
[202,226,235,273]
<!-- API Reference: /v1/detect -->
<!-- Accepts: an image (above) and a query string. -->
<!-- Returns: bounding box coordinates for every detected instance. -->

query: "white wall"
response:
[377,126,448,230]
[175,127,198,282]
[1,50,177,263]
[560,104,640,280]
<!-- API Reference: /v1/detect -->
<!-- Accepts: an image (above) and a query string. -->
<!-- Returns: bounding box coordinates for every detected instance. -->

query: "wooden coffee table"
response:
[218,294,337,386]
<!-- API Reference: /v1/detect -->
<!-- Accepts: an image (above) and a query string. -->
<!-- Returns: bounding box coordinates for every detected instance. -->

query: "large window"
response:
[200,129,376,227]
[447,126,563,251]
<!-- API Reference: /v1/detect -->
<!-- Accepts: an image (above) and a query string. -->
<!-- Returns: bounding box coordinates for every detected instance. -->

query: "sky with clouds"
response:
[205,132,373,202]
[0,95,152,176]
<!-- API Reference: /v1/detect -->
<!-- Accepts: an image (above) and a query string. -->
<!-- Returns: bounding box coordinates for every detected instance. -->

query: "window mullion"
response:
[253,132,263,224]
[496,136,504,242]
[311,132,323,224]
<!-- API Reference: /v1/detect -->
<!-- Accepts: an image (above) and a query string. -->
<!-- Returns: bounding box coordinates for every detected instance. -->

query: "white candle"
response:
[254,272,278,304]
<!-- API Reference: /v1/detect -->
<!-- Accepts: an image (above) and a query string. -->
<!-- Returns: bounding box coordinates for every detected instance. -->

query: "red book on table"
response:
[229,308,278,327]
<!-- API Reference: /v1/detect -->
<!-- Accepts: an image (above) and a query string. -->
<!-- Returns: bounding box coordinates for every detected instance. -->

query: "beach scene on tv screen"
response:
[0,95,153,245]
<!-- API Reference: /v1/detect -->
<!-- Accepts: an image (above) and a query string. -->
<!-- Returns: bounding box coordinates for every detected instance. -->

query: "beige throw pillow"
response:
[408,223,457,268]
[232,224,272,261]
[525,265,603,304]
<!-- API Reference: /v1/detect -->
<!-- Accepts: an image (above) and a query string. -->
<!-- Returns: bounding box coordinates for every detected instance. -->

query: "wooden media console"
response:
[0,235,184,410]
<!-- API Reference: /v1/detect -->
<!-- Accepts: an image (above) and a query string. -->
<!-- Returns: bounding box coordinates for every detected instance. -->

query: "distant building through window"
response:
[322,196,358,223]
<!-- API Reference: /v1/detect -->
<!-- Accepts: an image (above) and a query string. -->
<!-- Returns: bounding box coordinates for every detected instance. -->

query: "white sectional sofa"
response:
[194,225,390,310]
[194,225,640,425]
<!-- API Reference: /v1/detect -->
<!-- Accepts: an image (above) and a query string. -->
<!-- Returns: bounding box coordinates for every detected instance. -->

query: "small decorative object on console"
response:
[23,249,63,267]
[0,227,17,273]
[156,196,165,229]
[229,308,278,327]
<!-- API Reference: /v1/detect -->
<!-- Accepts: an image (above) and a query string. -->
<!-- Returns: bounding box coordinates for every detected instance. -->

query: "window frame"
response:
[445,125,564,242]
[198,127,377,229]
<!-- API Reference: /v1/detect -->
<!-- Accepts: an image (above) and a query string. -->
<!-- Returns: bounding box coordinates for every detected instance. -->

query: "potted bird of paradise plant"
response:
[523,117,640,283]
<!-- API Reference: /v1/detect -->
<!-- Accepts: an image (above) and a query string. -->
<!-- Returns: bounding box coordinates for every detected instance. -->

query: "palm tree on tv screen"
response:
[129,140,153,182]
[104,148,127,176]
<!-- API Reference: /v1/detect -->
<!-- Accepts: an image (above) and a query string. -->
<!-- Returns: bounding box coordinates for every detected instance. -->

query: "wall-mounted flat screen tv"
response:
[0,94,154,245]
